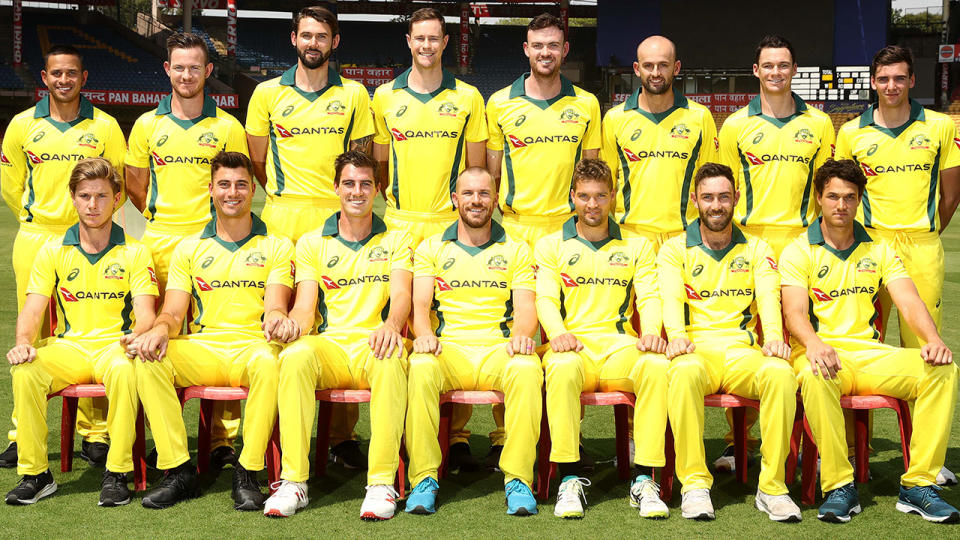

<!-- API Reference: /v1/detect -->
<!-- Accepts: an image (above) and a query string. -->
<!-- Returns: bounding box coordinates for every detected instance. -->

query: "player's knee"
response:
[927,361,958,384]
[10,361,45,387]
[639,352,670,378]
[247,351,281,383]
[505,354,544,386]
[278,347,314,378]
[407,353,440,383]
[667,354,704,385]
[105,355,136,382]
[757,360,797,390]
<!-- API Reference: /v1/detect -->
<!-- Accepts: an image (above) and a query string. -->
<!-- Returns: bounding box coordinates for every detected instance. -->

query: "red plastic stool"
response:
[800,395,912,505]
[314,389,406,497]
[49,383,148,491]
[438,390,507,478]
[178,386,281,488]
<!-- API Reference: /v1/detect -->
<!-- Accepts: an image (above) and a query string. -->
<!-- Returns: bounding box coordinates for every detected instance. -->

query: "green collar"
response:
[393,67,456,91]
[34,95,95,120]
[623,88,689,124]
[62,222,126,264]
[747,92,808,117]
[320,212,387,250]
[200,213,268,252]
[684,219,747,262]
[858,99,925,138]
[508,72,576,100]
[279,64,343,88]
[441,220,507,256]
[154,94,218,129]
[806,217,872,260]
[561,216,622,250]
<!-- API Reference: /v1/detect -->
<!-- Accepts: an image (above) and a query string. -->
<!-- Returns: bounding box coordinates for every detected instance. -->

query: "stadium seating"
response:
[0,59,24,90]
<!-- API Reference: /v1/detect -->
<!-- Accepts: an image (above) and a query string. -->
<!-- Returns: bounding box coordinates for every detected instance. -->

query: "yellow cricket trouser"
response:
[136,333,280,471]
[11,338,137,475]
[617,224,682,252]
[872,229,943,348]
[500,213,572,251]
[795,338,957,492]
[543,334,668,467]
[406,340,543,488]
[10,222,108,445]
[667,336,797,495]
[278,334,408,485]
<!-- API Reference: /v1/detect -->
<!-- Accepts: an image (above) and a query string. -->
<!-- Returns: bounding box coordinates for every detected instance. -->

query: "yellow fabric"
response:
[126,96,248,227]
[499,213,570,250]
[372,69,488,213]
[140,225,205,296]
[601,90,718,233]
[668,337,797,494]
[278,333,407,484]
[12,339,139,475]
[872,230,943,348]
[542,334,668,466]
[246,67,374,203]
[794,338,958,491]
[0,96,126,226]
[718,93,835,228]
[834,101,960,233]
[740,224,805,259]
[260,197,340,243]
[406,341,542,487]
[617,225,681,252]
[486,74,601,218]
[383,208,457,248]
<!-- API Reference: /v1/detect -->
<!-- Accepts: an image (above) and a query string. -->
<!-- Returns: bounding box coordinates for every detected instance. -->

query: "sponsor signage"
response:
[340,67,397,88]
[35,89,239,108]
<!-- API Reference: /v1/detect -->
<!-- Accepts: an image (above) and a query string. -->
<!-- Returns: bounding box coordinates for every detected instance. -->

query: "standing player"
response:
[0,44,125,469]
[245,6,375,469]
[715,35,834,469]
[372,7,488,467]
[133,152,296,510]
[659,163,799,522]
[535,159,669,519]
[601,36,717,248]
[5,158,157,507]
[781,159,958,523]
[404,167,542,517]
[265,151,411,520]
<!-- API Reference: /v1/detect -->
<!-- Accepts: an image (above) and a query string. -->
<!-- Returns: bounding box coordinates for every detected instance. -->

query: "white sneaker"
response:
[755,489,802,522]
[681,488,715,520]
[554,476,590,519]
[360,484,398,521]
[938,466,958,486]
[263,480,308,518]
[713,446,736,473]
[629,476,668,518]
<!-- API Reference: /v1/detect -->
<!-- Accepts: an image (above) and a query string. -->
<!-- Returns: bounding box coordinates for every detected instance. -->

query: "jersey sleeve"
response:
[655,239,689,341]
[224,115,250,156]
[267,237,295,288]
[0,118,27,216]
[464,89,488,143]
[371,86,391,146]
[632,238,662,336]
[717,117,741,186]
[880,242,912,285]
[533,237,567,339]
[697,107,720,165]
[124,114,151,168]
[510,242,536,292]
[485,96,504,152]
[778,240,810,289]
[25,241,57,298]
[833,124,853,161]
[244,84,271,137]
[390,232,414,273]
[938,117,960,171]
[165,240,195,294]
[129,243,160,298]
[600,109,621,186]
[812,115,836,172]
[752,239,783,342]
[582,95,602,151]
[350,86,375,142]
[413,238,437,278]
[294,234,320,284]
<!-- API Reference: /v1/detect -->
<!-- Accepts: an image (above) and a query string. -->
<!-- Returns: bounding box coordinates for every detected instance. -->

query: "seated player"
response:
[781,159,958,523]
[535,159,670,519]
[5,158,157,506]
[264,151,412,520]
[133,151,297,510]
[658,162,800,522]
[405,167,542,516]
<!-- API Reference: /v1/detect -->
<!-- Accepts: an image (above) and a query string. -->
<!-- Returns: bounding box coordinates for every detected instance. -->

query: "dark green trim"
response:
[343,109,356,153]
[447,113,469,205]
[617,144,632,224]
[851,156,873,227]
[503,129,517,211]
[62,223,126,264]
[147,158,159,222]
[869,289,881,340]
[441,220,507,256]
[33,95,94,120]
[43,116,84,133]
[278,65,342,102]
[737,148,754,225]
[507,73,576,109]
[561,216,621,251]
[805,217,873,261]
[684,219,747,262]
[24,160,36,222]
[199,214,268,252]
[154,95,218,129]
[431,297,445,337]
[625,89,688,124]
[120,292,133,334]
[808,297,819,332]
[317,288,328,332]
[799,160,815,227]
[746,92,807,128]
[393,68,457,104]
[858,100,925,138]
[615,279,633,334]
[679,134,703,228]
[927,147,940,232]
[190,284,205,332]
[380,299,390,323]
[268,120,286,196]
[739,304,755,346]
[390,145,401,209]
[54,275,71,338]
[499,296,514,338]
[320,212,387,251]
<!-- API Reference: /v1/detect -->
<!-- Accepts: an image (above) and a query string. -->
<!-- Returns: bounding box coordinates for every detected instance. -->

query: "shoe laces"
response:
[235,466,261,491]
[631,477,661,500]
[269,480,306,500]
[411,477,438,494]
[102,471,125,489]
[505,479,530,497]
[365,484,398,500]
[158,468,192,491]
[684,489,711,505]
[825,483,856,504]
[558,477,590,507]
[15,472,46,491]
[914,485,946,508]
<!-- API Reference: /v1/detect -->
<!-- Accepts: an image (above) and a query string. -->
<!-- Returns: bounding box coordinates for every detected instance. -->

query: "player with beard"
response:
[658,162,800,522]
[601,36,717,249]
[245,6,375,469]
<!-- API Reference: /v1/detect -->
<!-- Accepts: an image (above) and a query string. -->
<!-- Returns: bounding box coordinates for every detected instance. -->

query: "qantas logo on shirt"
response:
[148,267,158,286]
[560,273,629,287]
[391,128,407,141]
[811,286,876,301]
[26,151,43,164]
[321,274,389,289]
[765,257,778,270]
[289,261,296,278]
[390,128,460,141]
[714,136,719,151]
[435,277,507,289]
[274,124,345,138]
[743,152,810,166]
[508,134,580,148]
[954,137,960,151]
[560,272,578,287]
[151,152,167,166]
[195,277,214,291]
[149,152,211,166]
[508,135,526,148]
[58,287,124,301]
[621,148,690,161]
[685,284,701,300]
[59,287,78,302]
[435,277,452,291]
[0,152,10,165]
[321,275,340,290]
[686,285,753,299]
[858,161,931,176]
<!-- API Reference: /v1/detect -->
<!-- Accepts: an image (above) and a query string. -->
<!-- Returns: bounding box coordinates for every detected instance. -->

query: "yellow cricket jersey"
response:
[28,222,158,341]
[657,220,782,345]
[779,217,910,343]
[718,93,835,228]
[126,95,248,227]
[372,69,487,213]
[413,220,535,340]
[166,214,294,334]
[246,66,374,202]
[834,100,960,233]
[534,217,661,338]
[1,96,125,226]
[295,212,413,334]
[601,90,718,232]
[486,74,602,217]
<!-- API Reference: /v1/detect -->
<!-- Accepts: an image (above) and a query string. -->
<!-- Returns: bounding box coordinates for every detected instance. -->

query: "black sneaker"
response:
[232,463,265,511]
[485,445,504,471]
[141,463,199,509]
[5,469,57,505]
[576,445,595,473]
[99,470,131,507]
[210,446,237,471]
[79,440,109,468]
[448,442,480,474]
[0,442,17,468]
[330,440,367,470]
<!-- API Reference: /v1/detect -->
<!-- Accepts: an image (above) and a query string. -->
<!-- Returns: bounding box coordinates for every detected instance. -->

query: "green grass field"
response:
[0,199,958,539]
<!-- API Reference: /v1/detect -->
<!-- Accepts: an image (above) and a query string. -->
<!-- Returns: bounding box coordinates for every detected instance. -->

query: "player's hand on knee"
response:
[263,317,298,343]
[762,339,791,360]
[137,328,169,362]
[550,333,583,353]
[506,335,535,357]
[370,324,404,359]
[921,340,953,366]
[665,338,694,360]
[6,344,37,365]
[413,334,441,355]
[120,333,140,359]
[808,341,840,379]
[637,333,667,354]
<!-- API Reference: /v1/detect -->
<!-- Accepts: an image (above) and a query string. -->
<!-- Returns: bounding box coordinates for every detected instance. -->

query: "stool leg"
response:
[659,422,675,503]
[134,405,147,491]
[61,396,79,473]
[733,407,748,484]
[854,410,869,484]
[438,402,452,479]
[801,417,818,505]
[896,400,912,472]
[315,400,332,477]
[197,399,214,475]
[536,397,551,501]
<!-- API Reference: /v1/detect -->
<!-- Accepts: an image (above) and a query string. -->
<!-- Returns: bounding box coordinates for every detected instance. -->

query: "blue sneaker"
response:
[404,477,438,515]
[896,485,960,523]
[817,482,860,523]
[505,479,537,516]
